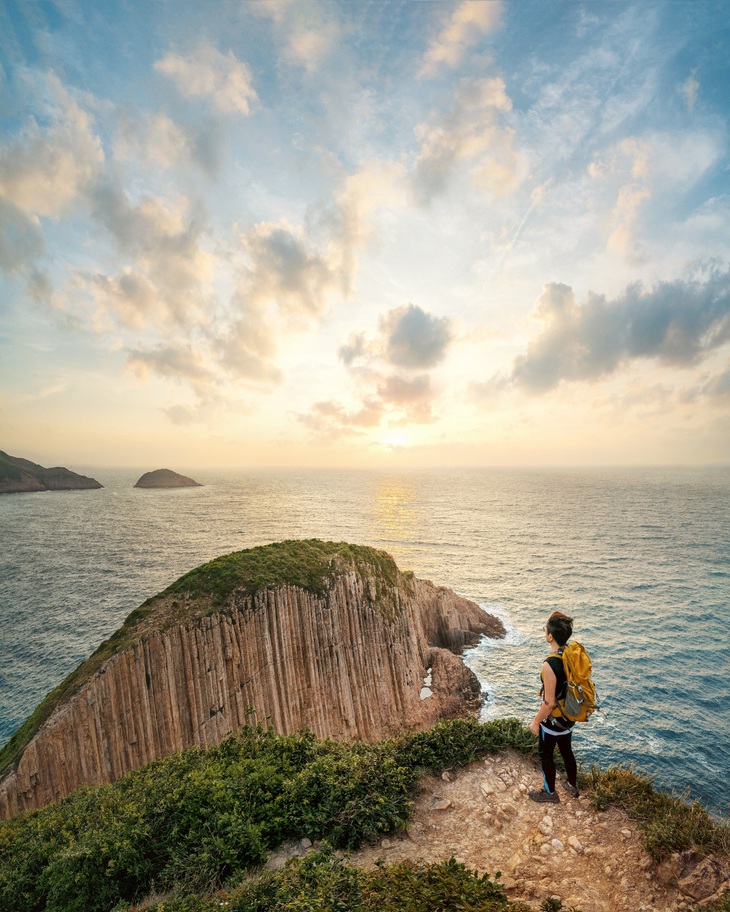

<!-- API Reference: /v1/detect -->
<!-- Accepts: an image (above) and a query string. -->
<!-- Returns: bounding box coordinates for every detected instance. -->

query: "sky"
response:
[1,0,730,470]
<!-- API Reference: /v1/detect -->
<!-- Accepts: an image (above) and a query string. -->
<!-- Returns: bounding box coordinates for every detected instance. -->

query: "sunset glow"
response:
[1,1,729,468]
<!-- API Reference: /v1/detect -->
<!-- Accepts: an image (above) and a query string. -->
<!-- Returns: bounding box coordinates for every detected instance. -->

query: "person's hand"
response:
[530,719,540,736]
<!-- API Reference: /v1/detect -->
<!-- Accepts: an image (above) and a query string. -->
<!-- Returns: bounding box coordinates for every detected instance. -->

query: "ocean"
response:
[1,466,728,819]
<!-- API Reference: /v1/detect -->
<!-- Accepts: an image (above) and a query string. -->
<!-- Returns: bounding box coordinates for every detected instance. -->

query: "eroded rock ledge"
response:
[0,540,503,819]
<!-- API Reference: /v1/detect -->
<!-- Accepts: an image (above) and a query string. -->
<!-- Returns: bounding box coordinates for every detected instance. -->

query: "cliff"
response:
[134,468,202,488]
[0,540,504,819]
[0,450,103,494]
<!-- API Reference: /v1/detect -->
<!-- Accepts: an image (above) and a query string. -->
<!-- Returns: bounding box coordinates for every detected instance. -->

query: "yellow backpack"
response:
[549,641,599,723]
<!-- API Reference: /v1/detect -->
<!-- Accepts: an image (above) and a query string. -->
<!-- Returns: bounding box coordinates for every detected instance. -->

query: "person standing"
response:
[529,611,580,803]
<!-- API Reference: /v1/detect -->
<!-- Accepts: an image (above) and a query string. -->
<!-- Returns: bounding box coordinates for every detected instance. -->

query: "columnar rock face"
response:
[0,542,503,819]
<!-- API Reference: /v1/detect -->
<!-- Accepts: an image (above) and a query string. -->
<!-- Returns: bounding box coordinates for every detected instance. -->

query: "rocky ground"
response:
[268,749,730,912]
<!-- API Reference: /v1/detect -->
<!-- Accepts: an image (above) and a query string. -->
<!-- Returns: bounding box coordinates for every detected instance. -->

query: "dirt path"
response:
[347,750,680,912]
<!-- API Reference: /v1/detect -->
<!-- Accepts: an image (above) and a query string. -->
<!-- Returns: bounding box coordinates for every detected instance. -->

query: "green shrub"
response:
[583,765,730,861]
[390,716,536,772]
[145,850,517,912]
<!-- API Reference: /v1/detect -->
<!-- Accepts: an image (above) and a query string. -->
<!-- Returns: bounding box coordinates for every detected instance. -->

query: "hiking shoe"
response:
[562,782,580,798]
[528,788,560,804]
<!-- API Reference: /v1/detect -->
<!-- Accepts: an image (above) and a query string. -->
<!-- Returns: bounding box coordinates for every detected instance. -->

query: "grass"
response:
[0,540,410,779]
[583,765,730,862]
[163,540,405,607]
[119,851,526,912]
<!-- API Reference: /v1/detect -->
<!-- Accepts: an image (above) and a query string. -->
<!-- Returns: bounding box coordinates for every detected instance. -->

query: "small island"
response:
[134,468,202,488]
[0,450,103,494]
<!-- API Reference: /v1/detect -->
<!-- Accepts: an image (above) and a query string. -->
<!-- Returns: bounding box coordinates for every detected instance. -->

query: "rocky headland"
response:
[0,450,103,494]
[0,540,503,819]
[134,468,202,488]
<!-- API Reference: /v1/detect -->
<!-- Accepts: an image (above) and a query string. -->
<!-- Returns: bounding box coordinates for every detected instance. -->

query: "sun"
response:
[383,431,408,449]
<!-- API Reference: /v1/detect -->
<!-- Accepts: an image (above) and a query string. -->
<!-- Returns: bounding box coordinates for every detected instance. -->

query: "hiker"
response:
[528,611,580,803]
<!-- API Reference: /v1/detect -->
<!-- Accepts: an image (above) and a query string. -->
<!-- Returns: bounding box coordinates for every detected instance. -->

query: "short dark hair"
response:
[546,611,573,646]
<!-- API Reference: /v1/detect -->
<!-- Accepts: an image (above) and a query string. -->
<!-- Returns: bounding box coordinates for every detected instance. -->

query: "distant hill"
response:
[134,468,202,488]
[0,450,103,494]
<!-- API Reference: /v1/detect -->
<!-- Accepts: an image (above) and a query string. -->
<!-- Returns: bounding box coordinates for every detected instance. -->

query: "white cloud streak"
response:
[0,75,103,217]
[420,1,503,77]
[413,76,523,202]
[155,44,257,115]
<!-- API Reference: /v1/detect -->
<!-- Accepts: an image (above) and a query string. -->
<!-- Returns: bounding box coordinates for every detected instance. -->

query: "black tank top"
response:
[542,652,574,732]
[545,653,568,701]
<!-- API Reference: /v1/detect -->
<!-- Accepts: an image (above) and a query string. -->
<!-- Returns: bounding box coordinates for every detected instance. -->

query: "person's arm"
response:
[530,660,557,735]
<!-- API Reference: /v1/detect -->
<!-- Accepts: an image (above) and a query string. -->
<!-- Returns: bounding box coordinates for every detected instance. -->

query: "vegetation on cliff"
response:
[0,541,411,779]
[0,450,103,494]
[1,717,728,912]
[163,539,405,607]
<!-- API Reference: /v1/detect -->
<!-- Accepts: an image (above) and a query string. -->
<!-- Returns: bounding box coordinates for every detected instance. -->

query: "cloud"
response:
[155,44,257,115]
[338,332,367,367]
[127,344,212,382]
[381,303,453,369]
[85,271,166,330]
[305,160,409,297]
[88,183,213,326]
[94,157,393,413]
[240,219,345,319]
[377,373,435,423]
[126,344,216,403]
[20,382,67,403]
[0,198,44,274]
[507,263,730,392]
[700,365,730,398]
[413,77,522,202]
[115,109,226,177]
[296,398,384,440]
[420,1,503,77]
[231,164,407,330]
[164,404,201,425]
[299,302,453,439]
[114,112,191,168]
[682,71,700,112]
[285,21,340,72]
[212,310,283,387]
[0,74,103,218]
[339,303,454,371]
[588,137,652,261]
[251,0,340,72]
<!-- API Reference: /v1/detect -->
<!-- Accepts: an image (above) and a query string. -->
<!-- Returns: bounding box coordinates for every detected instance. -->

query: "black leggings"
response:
[539,725,577,793]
